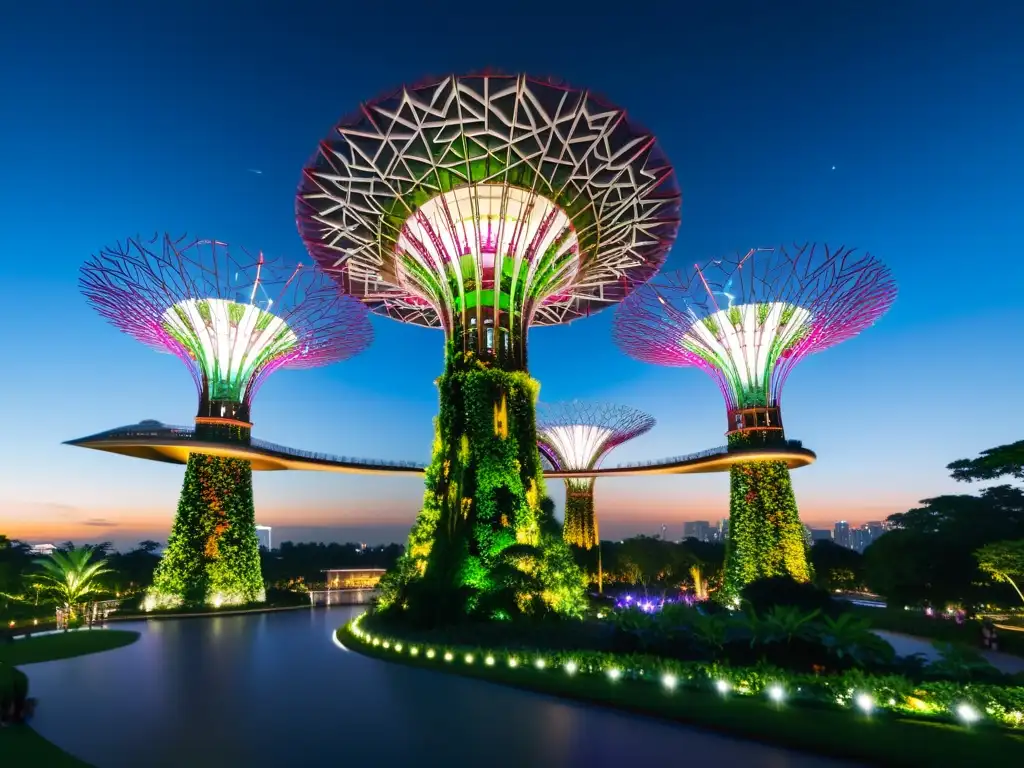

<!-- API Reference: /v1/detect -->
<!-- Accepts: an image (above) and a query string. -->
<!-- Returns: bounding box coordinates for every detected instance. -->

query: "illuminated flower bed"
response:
[341,612,1024,731]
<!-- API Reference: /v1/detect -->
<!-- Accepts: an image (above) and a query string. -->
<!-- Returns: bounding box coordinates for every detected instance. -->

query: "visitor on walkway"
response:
[981,618,1000,652]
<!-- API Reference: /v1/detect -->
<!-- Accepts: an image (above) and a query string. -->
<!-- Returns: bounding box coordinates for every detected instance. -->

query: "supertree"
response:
[613,244,897,598]
[80,233,373,609]
[297,73,680,620]
[536,401,655,550]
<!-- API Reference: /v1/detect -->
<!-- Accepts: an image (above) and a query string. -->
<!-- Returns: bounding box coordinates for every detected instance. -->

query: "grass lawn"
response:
[340,625,1024,767]
[0,630,140,767]
[0,723,92,767]
[0,630,140,665]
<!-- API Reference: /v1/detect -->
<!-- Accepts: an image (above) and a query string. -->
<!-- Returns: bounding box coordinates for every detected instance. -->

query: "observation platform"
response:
[64,421,816,477]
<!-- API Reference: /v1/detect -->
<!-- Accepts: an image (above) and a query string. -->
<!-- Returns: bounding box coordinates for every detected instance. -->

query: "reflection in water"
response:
[26,608,852,768]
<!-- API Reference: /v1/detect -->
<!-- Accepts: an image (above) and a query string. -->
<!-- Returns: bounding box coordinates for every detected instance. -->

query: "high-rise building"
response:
[717,519,730,542]
[833,521,852,549]
[683,520,713,542]
[255,525,272,552]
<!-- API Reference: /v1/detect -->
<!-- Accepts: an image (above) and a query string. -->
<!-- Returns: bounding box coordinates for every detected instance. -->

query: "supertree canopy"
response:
[80,233,373,608]
[298,73,680,622]
[536,401,655,550]
[613,243,896,597]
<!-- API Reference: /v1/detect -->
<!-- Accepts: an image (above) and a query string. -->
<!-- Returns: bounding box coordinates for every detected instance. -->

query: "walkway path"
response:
[873,630,1024,674]
[25,607,854,768]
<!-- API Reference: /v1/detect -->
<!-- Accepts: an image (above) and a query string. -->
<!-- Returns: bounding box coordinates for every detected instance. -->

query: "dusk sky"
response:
[1,2,1021,550]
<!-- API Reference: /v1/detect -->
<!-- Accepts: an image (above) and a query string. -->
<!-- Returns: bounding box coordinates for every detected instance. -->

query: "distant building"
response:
[323,568,386,590]
[255,525,272,551]
[717,519,730,541]
[683,520,713,542]
[833,521,852,549]
[809,529,833,543]
[28,543,57,556]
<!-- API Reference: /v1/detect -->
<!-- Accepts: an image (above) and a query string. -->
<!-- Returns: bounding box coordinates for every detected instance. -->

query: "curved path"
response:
[27,608,851,768]
[65,421,816,477]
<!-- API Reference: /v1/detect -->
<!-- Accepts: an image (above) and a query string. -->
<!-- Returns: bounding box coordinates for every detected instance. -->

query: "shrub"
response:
[741,576,842,617]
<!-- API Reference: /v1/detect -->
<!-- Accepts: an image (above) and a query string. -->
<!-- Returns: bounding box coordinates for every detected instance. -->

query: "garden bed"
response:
[339,613,1024,767]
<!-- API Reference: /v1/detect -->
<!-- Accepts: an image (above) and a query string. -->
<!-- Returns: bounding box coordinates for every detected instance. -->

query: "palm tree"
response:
[32,548,112,621]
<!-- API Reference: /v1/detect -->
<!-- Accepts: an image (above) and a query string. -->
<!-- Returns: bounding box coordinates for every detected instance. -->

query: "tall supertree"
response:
[297,73,680,620]
[536,401,655,549]
[80,233,373,608]
[613,244,896,598]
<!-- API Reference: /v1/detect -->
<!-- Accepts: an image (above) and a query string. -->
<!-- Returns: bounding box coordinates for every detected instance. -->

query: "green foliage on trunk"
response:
[378,348,586,622]
[564,479,598,549]
[148,453,265,608]
[723,433,810,601]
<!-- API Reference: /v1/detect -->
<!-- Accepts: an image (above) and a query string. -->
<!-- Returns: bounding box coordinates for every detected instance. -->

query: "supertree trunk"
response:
[722,433,810,600]
[378,348,586,621]
[148,452,265,608]
[563,478,598,549]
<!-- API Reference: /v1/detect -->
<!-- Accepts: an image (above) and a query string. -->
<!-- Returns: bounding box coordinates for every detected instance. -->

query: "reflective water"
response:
[27,608,852,767]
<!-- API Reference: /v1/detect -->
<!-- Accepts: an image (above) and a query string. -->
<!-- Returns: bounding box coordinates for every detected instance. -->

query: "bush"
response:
[0,662,29,724]
[741,576,843,617]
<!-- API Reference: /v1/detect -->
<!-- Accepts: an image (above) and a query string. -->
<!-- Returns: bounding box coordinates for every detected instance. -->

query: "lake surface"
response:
[27,607,853,767]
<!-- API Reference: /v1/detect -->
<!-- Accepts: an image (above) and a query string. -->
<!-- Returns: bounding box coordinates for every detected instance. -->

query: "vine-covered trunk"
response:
[378,350,586,621]
[563,478,598,549]
[722,455,811,599]
[148,453,265,608]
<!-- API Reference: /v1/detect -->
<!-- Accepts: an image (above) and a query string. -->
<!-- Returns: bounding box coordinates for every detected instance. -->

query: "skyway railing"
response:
[86,425,806,473]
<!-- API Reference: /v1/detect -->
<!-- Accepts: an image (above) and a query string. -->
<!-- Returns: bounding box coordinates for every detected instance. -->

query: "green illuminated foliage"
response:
[378,346,586,622]
[723,434,810,600]
[563,479,598,549]
[148,453,265,608]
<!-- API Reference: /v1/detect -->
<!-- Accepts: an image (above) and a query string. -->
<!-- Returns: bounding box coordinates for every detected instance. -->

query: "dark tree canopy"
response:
[947,440,1024,483]
[809,540,864,591]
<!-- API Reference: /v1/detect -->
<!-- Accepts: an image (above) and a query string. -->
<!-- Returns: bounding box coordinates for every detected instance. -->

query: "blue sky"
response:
[1,1,1021,549]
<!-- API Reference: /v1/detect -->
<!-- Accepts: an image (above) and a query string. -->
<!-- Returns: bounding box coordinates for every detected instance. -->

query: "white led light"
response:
[715,680,731,695]
[410,647,419,656]
[564,661,578,675]
[444,652,453,662]
[394,643,402,652]
[956,703,980,724]
[662,674,678,691]
[767,685,785,703]
[855,693,874,714]
[464,654,474,664]
[485,656,495,666]
[681,302,811,401]
[425,649,435,659]
[382,641,390,649]
[162,298,297,400]
[508,658,519,668]
[538,424,615,469]
[534,658,546,670]
[607,668,622,681]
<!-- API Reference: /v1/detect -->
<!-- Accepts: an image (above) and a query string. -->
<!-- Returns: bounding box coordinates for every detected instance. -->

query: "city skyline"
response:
[2,3,1022,550]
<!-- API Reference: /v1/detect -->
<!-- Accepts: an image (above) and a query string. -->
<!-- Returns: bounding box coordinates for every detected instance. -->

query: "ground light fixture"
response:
[956,703,981,724]
[855,693,874,714]
[340,615,1016,731]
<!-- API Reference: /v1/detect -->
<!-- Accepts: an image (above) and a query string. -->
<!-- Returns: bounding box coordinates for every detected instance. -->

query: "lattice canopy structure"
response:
[297,72,680,371]
[81,233,373,438]
[613,243,897,597]
[613,244,897,440]
[537,401,655,549]
[305,74,680,622]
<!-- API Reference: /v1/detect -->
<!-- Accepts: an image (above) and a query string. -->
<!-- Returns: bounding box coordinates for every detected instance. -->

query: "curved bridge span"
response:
[64,422,816,478]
